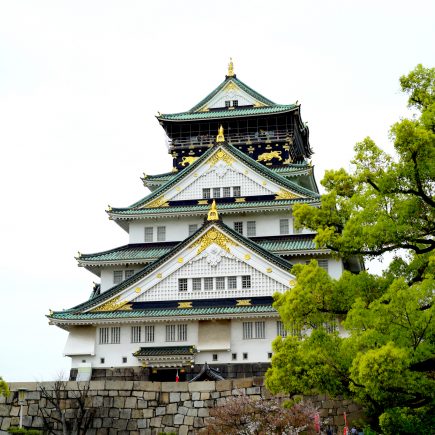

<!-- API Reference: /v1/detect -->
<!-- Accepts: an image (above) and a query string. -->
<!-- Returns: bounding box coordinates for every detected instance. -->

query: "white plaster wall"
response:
[290,256,344,279]
[100,266,141,292]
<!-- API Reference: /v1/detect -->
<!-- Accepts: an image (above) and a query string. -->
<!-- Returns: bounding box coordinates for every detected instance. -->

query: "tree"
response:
[0,376,10,398]
[266,65,435,434]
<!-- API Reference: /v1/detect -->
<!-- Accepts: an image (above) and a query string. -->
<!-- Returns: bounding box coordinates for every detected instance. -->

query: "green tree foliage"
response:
[0,376,10,398]
[266,65,435,434]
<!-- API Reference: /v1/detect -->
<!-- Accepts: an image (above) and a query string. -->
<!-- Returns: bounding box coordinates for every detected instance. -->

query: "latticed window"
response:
[242,275,251,289]
[279,219,289,235]
[276,321,288,337]
[157,226,166,242]
[225,100,231,108]
[188,224,198,236]
[165,325,176,342]
[247,221,256,237]
[228,276,237,289]
[216,277,225,290]
[144,325,155,342]
[204,277,213,291]
[144,227,153,242]
[234,222,243,235]
[223,187,231,197]
[192,278,202,291]
[131,326,141,343]
[178,278,188,292]
[318,259,329,272]
[255,321,265,339]
[243,321,265,339]
[243,322,253,339]
[178,324,187,341]
[111,327,121,344]
[233,186,241,197]
[232,100,239,107]
[113,271,123,284]
[99,327,109,344]
[125,270,135,279]
[203,188,211,199]
[213,187,221,198]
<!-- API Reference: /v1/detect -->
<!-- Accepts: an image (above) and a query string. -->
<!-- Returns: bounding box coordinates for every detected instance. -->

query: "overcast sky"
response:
[1,0,434,382]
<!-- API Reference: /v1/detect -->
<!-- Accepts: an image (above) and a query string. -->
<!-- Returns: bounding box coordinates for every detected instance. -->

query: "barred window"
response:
[233,186,241,197]
[157,226,166,242]
[213,187,221,198]
[318,259,329,272]
[276,321,288,337]
[113,271,123,284]
[178,324,187,341]
[216,277,225,290]
[243,322,253,339]
[242,275,251,289]
[131,326,141,343]
[223,187,231,197]
[99,327,109,344]
[203,188,211,199]
[243,321,265,339]
[232,100,239,107]
[234,222,243,235]
[144,325,155,342]
[166,325,176,342]
[279,219,289,235]
[225,100,231,108]
[144,227,153,242]
[188,224,198,236]
[178,278,188,292]
[111,327,121,344]
[204,277,214,291]
[125,270,135,279]
[255,321,265,339]
[192,278,202,291]
[228,276,237,289]
[247,221,256,237]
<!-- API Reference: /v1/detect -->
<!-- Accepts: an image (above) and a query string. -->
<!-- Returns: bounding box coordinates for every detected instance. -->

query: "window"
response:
[232,100,239,107]
[113,271,123,284]
[178,278,188,292]
[279,219,289,235]
[243,321,265,339]
[99,327,109,344]
[223,187,231,197]
[178,324,188,341]
[166,325,176,342]
[111,327,121,344]
[213,187,221,198]
[157,226,166,242]
[243,353,248,360]
[144,227,153,242]
[232,353,237,360]
[228,276,237,290]
[204,277,214,291]
[318,259,329,272]
[225,100,231,108]
[100,358,105,364]
[192,278,202,291]
[276,321,288,337]
[216,277,225,290]
[268,352,272,359]
[144,325,155,342]
[125,270,135,279]
[188,224,198,236]
[131,326,141,343]
[212,354,218,361]
[234,222,243,235]
[203,188,211,199]
[122,357,127,363]
[242,275,251,289]
[247,221,256,237]
[233,186,241,197]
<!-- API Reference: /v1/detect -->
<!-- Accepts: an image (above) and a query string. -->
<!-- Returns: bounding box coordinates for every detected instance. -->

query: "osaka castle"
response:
[49,60,355,382]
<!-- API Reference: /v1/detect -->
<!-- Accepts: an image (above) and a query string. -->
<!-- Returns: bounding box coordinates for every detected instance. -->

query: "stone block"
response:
[166,403,178,414]
[191,391,200,401]
[156,406,166,416]
[246,386,261,395]
[108,408,120,418]
[125,396,137,408]
[118,390,131,397]
[22,415,32,427]
[179,425,189,435]
[10,406,19,417]
[178,406,188,415]
[93,417,103,428]
[143,391,157,400]
[120,409,132,419]
[193,417,204,428]
[198,408,209,417]
[194,400,204,407]
[143,408,154,418]
[103,396,114,407]
[133,381,161,391]
[200,392,210,400]
[170,392,181,402]
[215,397,227,406]
[113,418,128,430]
[93,395,104,407]
[252,376,264,386]
[159,392,169,404]
[1,417,11,431]
[89,380,105,390]
[32,416,44,428]
[183,400,192,407]
[113,396,125,408]
[162,414,174,426]
[132,409,143,419]
[233,378,252,389]
[174,413,185,425]
[127,419,138,430]
[137,399,148,408]
[187,408,198,416]
[137,418,148,429]
[162,382,188,392]
[184,415,194,426]
[210,391,220,399]
[150,416,162,427]
[108,390,118,396]
[232,388,246,395]
[216,379,232,391]
[26,391,41,400]
[188,381,215,392]
[105,380,133,390]
[163,427,177,433]
[180,392,190,401]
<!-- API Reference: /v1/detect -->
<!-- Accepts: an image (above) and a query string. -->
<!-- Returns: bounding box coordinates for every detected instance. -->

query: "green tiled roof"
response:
[134,346,196,357]
[158,105,297,121]
[257,238,317,252]
[49,304,277,320]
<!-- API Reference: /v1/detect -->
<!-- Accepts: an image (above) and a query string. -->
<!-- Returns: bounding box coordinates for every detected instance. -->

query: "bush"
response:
[8,428,42,435]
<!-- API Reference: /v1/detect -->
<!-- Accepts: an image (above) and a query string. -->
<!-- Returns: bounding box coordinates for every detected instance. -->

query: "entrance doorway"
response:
[148,368,187,382]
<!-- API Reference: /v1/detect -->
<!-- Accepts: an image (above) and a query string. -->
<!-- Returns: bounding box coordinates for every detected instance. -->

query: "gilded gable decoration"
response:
[92,296,131,312]
[208,149,235,167]
[275,189,299,200]
[144,196,169,208]
[190,228,238,255]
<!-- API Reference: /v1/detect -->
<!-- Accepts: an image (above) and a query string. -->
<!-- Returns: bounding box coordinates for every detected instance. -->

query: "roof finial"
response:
[207,200,219,221]
[216,125,225,143]
[227,58,234,77]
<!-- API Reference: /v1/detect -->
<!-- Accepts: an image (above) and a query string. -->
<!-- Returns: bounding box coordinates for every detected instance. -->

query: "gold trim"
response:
[190,227,238,255]
[93,296,130,312]
[156,273,162,279]
[177,257,184,263]
[180,156,199,167]
[135,287,141,293]
[145,196,169,208]
[275,189,299,200]
[197,200,209,205]
[236,299,252,306]
[266,267,272,273]
[235,197,246,203]
[216,125,225,143]
[208,149,235,167]
[244,254,251,260]
[257,151,283,163]
[207,199,219,221]
[178,301,193,309]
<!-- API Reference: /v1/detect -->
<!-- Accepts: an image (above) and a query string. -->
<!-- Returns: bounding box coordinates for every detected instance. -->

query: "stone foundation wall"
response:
[0,378,365,434]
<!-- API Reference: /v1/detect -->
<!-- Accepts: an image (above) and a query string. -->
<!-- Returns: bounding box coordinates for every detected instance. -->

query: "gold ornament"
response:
[236,299,252,306]
[216,125,225,143]
[208,149,234,167]
[227,57,235,77]
[145,196,169,208]
[257,150,283,162]
[207,200,219,221]
[92,296,130,312]
[244,254,251,260]
[275,189,299,200]
[178,301,193,309]
[190,228,238,255]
